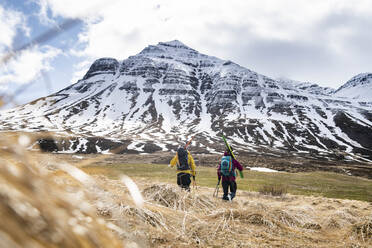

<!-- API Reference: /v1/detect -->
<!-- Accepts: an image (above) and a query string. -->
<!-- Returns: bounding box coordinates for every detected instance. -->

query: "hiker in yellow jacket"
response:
[169,147,196,191]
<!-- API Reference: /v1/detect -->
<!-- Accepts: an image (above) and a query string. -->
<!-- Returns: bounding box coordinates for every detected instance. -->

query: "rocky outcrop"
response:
[83,58,119,80]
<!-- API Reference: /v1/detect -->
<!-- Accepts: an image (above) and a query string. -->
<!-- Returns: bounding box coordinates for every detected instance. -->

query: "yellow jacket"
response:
[170,151,196,177]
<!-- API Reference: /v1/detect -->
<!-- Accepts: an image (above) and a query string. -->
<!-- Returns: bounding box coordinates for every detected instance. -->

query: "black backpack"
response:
[177,147,190,170]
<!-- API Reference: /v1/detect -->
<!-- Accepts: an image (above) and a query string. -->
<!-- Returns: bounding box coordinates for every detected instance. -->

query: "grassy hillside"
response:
[82,163,372,202]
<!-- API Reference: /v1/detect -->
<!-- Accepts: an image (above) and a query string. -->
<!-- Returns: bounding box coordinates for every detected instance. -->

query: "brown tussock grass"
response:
[0,135,124,248]
[1,133,371,248]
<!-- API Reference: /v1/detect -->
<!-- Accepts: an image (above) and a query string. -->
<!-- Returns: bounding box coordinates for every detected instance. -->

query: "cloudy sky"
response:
[1,0,371,107]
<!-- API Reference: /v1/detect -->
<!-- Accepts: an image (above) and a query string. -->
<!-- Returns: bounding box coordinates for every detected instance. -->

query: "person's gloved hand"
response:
[168,164,171,167]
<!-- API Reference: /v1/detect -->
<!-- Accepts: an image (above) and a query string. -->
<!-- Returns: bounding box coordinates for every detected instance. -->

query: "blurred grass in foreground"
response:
[82,163,372,202]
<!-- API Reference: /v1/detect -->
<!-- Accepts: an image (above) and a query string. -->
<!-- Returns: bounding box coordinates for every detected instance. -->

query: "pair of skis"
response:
[222,135,244,179]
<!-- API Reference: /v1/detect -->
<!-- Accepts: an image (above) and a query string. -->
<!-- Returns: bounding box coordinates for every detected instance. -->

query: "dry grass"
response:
[259,184,288,196]
[1,133,372,248]
[352,218,372,241]
[0,135,124,248]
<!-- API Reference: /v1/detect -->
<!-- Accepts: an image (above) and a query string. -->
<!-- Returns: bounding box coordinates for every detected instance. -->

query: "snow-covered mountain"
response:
[334,73,372,101]
[0,40,371,161]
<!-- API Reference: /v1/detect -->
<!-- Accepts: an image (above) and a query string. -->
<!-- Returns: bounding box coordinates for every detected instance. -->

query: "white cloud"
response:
[0,46,61,85]
[0,3,61,92]
[0,84,8,91]
[34,0,56,25]
[0,5,29,52]
[70,59,92,84]
[39,0,371,51]
[36,0,372,87]
[35,0,115,20]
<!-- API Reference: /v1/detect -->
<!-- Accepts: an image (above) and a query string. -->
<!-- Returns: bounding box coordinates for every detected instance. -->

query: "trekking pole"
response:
[192,176,197,189]
[213,179,220,198]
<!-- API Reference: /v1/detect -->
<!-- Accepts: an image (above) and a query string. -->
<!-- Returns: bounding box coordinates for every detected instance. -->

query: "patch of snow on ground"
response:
[154,142,168,151]
[248,167,279,172]
[205,146,219,154]
[127,141,144,151]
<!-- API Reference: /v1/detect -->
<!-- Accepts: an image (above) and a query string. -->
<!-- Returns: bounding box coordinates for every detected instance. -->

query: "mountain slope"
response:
[334,73,372,101]
[0,40,371,161]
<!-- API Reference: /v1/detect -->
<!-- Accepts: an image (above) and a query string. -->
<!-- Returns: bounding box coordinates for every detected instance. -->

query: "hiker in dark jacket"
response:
[217,150,243,201]
[169,147,196,191]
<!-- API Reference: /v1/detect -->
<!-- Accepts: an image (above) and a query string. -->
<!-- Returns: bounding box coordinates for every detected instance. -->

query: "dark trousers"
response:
[177,173,191,191]
[222,180,237,200]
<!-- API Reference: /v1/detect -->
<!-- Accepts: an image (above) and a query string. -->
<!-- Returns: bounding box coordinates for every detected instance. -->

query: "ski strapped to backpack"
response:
[222,135,244,178]
[184,135,195,149]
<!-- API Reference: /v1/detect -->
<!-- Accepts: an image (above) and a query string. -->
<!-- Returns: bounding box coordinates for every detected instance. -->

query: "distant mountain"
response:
[334,73,372,101]
[0,40,371,162]
[276,78,335,96]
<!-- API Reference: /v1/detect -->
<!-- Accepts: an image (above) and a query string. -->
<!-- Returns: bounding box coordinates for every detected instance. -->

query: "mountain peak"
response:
[336,72,372,91]
[350,73,372,84]
[139,40,198,56]
[158,40,190,49]
[334,72,372,100]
